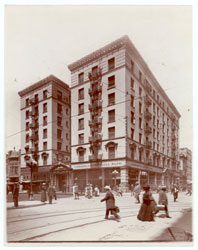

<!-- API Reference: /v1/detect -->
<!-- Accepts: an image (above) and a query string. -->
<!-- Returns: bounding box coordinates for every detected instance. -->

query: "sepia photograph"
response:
[2,1,195,247]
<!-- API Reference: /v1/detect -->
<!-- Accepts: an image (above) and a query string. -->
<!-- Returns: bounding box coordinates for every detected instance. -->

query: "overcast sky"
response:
[4,4,193,152]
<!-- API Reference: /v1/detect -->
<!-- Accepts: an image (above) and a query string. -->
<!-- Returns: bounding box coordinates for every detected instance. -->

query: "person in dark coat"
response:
[137,185,156,222]
[173,184,179,202]
[101,186,120,220]
[155,186,171,218]
[12,183,19,208]
[41,183,47,203]
[48,185,55,204]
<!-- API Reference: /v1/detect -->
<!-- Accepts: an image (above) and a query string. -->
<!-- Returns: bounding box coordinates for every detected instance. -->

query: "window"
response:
[108,57,115,71]
[157,132,159,141]
[139,118,142,129]
[57,103,62,114]
[35,118,39,128]
[153,142,155,150]
[131,95,134,107]
[131,128,134,139]
[153,128,155,138]
[79,150,84,162]
[78,103,84,115]
[78,133,84,144]
[43,103,47,113]
[78,118,84,130]
[108,75,115,89]
[157,119,159,129]
[139,87,142,97]
[43,90,47,99]
[108,109,115,123]
[26,98,29,107]
[108,127,115,139]
[139,71,142,82]
[78,88,84,100]
[43,129,47,139]
[153,103,155,112]
[131,78,134,89]
[108,146,115,159]
[157,107,159,116]
[35,94,38,102]
[131,148,135,160]
[25,134,29,143]
[43,116,47,126]
[66,108,69,115]
[57,142,62,151]
[35,106,39,116]
[43,141,47,151]
[131,60,134,72]
[66,133,69,140]
[26,110,29,120]
[78,72,84,84]
[139,149,142,162]
[57,116,62,127]
[153,115,155,125]
[139,133,142,144]
[139,102,142,114]
[26,122,29,131]
[57,129,62,140]
[131,111,135,123]
[92,66,98,76]
[57,90,62,100]
[153,89,156,99]
[108,93,115,106]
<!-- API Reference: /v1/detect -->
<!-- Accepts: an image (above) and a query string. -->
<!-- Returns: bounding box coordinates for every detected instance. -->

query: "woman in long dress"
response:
[41,183,47,203]
[137,185,156,221]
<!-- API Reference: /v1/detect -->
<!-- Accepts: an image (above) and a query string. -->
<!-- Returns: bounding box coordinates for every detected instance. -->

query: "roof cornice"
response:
[18,75,70,97]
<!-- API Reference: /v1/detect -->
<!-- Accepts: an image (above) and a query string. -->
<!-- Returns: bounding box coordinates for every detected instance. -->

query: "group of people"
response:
[40,183,57,204]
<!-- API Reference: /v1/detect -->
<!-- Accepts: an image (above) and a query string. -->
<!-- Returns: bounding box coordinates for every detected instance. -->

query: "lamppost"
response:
[25,157,37,200]
[112,170,119,189]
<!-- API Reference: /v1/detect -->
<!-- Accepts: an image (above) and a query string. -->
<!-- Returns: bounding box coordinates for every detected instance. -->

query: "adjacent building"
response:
[6,148,21,183]
[18,75,72,191]
[68,35,181,191]
[179,148,192,188]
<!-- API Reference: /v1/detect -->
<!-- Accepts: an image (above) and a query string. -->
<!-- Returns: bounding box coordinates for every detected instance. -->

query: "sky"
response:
[4,4,193,152]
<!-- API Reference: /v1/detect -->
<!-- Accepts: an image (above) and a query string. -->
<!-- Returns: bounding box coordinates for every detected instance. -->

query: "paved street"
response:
[6,191,192,244]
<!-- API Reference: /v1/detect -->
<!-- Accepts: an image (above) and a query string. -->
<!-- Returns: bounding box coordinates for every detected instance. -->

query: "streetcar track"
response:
[18,214,135,241]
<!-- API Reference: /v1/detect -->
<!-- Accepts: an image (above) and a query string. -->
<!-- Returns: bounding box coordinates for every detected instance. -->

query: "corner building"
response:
[18,75,72,192]
[68,36,180,191]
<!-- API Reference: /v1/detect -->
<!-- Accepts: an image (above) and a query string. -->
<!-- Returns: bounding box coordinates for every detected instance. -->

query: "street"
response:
[6,191,192,244]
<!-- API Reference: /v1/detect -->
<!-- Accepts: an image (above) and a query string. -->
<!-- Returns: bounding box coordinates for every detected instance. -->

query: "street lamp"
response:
[25,157,37,200]
[112,170,119,188]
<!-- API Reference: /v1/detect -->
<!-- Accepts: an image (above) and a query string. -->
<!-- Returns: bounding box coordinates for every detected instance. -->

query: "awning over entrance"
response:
[50,162,72,173]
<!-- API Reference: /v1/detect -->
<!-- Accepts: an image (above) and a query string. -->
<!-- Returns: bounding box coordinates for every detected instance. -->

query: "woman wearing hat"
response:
[101,186,120,220]
[137,185,157,221]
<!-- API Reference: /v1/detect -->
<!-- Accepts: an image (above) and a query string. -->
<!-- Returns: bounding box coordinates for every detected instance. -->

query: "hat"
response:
[143,185,150,191]
[104,185,111,190]
[161,185,167,190]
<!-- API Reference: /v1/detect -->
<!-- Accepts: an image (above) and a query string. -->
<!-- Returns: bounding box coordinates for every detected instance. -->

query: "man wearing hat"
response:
[133,181,141,203]
[155,186,171,218]
[100,186,120,220]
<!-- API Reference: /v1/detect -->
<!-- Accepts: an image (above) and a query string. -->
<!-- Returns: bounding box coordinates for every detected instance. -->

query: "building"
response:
[68,35,181,192]
[179,148,192,188]
[18,75,72,192]
[6,147,21,183]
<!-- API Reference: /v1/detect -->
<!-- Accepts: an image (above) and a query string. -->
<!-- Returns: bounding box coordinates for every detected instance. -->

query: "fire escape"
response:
[88,67,103,166]
[144,83,152,165]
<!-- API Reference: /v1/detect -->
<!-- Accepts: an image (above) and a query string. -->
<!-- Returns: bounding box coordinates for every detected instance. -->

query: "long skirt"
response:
[41,190,47,202]
[137,201,155,221]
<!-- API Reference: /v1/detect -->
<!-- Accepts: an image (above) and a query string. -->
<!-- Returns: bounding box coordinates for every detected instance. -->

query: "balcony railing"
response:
[144,110,152,120]
[145,125,152,134]
[145,141,152,149]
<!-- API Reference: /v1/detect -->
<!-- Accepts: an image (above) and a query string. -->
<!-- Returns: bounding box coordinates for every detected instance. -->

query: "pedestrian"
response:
[130,184,134,196]
[118,184,123,197]
[155,186,171,218]
[133,181,141,203]
[173,184,179,202]
[48,185,55,204]
[94,186,100,197]
[100,186,120,221]
[86,184,91,199]
[12,183,19,208]
[186,184,192,196]
[41,183,47,203]
[53,186,57,200]
[137,185,157,222]
[73,183,79,199]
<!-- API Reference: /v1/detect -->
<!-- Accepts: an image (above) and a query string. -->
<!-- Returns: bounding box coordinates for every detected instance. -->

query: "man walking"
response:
[155,186,171,218]
[100,186,120,221]
[133,182,141,203]
[173,184,179,202]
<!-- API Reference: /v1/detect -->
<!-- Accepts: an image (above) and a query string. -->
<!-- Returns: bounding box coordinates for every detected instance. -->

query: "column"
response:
[154,173,157,186]
[138,170,141,184]
[101,168,105,192]
[162,174,165,185]
[86,169,88,185]
[120,167,128,192]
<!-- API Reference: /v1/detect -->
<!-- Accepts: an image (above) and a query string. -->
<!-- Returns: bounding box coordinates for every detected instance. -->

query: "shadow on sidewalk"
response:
[7,203,47,210]
[154,208,192,242]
